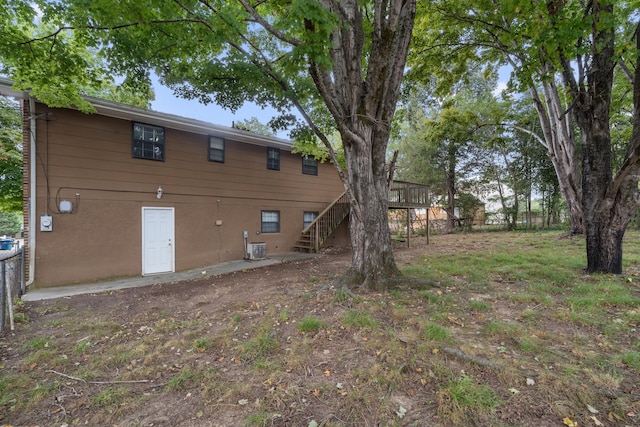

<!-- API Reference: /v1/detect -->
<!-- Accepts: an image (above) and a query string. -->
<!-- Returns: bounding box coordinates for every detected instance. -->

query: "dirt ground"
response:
[2,233,639,426]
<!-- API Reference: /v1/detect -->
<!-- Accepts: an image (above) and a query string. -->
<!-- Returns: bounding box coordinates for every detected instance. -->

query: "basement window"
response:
[261,210,280,233]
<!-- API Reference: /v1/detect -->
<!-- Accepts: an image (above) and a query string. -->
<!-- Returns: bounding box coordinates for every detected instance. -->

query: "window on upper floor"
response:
[303,211,318,229]
[132,122,165,161]
[267,147,280,170]
[209,136,225,163]
[261,210,280,233]
[302,156,318,175]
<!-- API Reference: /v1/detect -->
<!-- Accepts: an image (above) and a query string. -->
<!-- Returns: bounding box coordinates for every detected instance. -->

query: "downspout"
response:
[25,95,36,287]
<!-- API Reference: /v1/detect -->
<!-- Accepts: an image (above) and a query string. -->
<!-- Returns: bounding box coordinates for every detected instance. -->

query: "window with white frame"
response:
[261,210,280,233]
[209,136,225,163]
[132,122,165,161]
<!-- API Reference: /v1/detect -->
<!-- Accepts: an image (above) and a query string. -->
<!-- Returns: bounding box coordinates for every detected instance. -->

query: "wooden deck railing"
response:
[294,181,429,253]
[294,191,349,253]
[388,181,430,208]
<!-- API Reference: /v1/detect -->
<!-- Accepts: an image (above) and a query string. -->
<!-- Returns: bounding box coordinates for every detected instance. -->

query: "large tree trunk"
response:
[343,131,401,291]
[561,1,640,273]
[308,0,416,290]
[584,175,639,272]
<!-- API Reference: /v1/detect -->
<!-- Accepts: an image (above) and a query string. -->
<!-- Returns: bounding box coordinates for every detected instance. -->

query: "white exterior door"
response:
[142,207,175,275]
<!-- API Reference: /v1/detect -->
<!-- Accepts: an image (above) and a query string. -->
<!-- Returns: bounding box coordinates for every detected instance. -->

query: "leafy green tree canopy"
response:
[0,1,153,110]
[0,96,22,212]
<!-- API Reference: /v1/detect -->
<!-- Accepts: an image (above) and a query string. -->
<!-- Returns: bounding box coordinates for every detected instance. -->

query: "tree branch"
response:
[234,0,302,46]
[486,123,548,149]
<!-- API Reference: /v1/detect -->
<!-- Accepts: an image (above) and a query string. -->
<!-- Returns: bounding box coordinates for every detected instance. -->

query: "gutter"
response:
[25,95,36,287]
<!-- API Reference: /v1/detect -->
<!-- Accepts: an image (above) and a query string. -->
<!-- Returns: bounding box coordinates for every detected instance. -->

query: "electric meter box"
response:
[40,215,53,232]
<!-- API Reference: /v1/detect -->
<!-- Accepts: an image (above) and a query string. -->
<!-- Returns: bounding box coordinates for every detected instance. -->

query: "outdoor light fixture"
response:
[156,186,164,199]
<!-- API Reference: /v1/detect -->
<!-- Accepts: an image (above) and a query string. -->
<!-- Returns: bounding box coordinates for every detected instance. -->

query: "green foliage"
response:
[1,2,153,112]
[423,322,450,342]
[0,211,21,236]
[164,367,202,391]
[240,326,278,361]
[622,351,640,371]
[297,316,325,333]
[0,96,23,212]
[468,300,491,312]
[233,117,276,137]
[1,2,148,111]
[74,339,93,354]
[192,337,213,352]
[91,386,129,407]
[341,310,378,329]
[23,336,49,350]
[442,375,500,413]
[14,0,335,134]
[334,288,349,303]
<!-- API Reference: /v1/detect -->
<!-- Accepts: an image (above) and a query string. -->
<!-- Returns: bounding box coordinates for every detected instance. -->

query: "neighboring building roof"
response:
[0,77,294,151]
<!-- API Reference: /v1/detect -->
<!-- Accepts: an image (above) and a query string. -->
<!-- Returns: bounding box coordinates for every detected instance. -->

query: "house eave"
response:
[0,77,294,151]
[88,97,294,151]
[0,77,28,99]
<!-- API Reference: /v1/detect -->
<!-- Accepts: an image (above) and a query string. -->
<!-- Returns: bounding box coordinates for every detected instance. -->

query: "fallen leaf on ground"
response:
[396,406,407,419]
[589,416,603,426]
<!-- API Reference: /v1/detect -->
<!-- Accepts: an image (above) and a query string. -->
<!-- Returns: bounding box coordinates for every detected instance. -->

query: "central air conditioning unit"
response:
[246,242,267,260]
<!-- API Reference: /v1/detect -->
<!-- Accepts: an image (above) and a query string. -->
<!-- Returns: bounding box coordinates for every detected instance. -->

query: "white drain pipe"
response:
[25,95,36,288]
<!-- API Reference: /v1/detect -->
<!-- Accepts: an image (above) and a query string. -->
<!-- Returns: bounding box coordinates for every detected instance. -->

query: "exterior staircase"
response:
[294,191,349,253]
[293,180,430,253]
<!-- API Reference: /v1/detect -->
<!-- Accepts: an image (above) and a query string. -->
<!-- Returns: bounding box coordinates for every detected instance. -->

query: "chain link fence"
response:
[1,246,25,332]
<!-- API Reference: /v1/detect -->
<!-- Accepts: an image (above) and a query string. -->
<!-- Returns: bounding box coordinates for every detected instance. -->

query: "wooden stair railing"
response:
[294,191,349,253]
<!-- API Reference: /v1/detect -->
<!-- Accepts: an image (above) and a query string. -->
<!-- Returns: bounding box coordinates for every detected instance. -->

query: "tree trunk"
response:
[343,132,401,291]
[308,0,416,290]
[528,79,584,235]
[445,143,456,233]
[562,1,640,273]
[584,175,639,273]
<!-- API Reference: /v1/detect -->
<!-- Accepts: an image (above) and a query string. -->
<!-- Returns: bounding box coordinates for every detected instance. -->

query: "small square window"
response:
[132,122,165,161]
[267,147,280,170]
[302,156,318,175]
[303,211,318,229]
[261,210,280,233]
[209,136,225,163]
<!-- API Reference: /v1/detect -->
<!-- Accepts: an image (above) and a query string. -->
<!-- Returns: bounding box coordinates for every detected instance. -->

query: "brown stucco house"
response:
[0,78,349,288]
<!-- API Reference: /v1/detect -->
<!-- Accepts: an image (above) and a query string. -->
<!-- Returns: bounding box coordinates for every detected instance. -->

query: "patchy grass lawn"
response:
[1,231,640,426]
